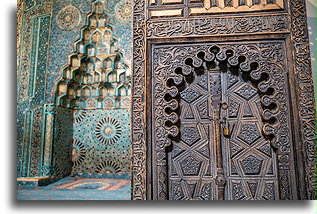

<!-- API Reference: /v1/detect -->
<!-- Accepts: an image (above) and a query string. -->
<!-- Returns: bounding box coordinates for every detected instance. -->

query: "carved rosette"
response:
[115,0,133,24]
[152,42,292,200]
[56,5,81,31]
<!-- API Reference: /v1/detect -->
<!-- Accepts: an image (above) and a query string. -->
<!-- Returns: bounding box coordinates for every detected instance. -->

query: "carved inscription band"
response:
[147,14,289,38]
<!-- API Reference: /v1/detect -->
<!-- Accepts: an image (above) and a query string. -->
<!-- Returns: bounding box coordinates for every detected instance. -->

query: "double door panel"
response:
[151,41,290,200]
[168,69,221,200]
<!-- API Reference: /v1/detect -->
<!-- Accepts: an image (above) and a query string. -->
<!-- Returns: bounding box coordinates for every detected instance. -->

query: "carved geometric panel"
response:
[180,126,201,146]
[180,155,202,176]
[200,183,212,200]
[230,142,244,157]
[235,85,258,101]
[262,182,275,200]
[258,143,272,157]
[228,98,240,118]
[171,181,185,200]
[180,87,202,103]
[238,123,261,145]
[228,72,239,88]
[196,99,209,119]
[231,181,246,200]
[247,180,259,198]
[229,179,278,200]
[241,155,263,175]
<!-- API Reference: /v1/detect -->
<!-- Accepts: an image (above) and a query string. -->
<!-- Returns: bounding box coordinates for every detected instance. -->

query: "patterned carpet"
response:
[17,175,131,200]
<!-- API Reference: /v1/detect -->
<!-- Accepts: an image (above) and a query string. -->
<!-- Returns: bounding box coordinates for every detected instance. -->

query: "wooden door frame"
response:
[130,0,316,200]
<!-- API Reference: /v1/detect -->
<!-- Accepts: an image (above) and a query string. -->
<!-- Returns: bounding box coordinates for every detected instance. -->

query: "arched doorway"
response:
[131,0,316,200]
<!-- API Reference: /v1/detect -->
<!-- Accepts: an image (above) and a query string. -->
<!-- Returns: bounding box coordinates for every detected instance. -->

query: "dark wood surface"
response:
[131,0,316,200]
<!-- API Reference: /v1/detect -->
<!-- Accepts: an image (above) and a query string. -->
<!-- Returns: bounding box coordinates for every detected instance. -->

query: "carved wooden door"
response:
[222,56,279,200]
[131,0,316,200]
[151,42,295,200]
[166,62,222,200]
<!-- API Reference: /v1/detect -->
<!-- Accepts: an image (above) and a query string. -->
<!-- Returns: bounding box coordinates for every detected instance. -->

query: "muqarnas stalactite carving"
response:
[54,0,132,176]
[55,0,131,110]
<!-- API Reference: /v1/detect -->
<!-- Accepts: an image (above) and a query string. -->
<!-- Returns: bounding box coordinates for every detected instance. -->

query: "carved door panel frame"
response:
[131,0,316,200]
[150,41,295,200]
